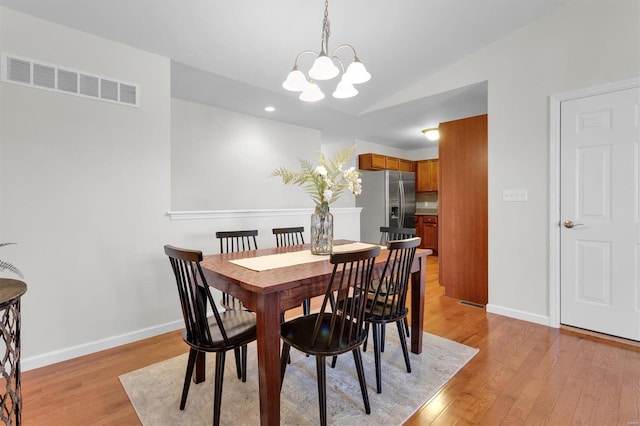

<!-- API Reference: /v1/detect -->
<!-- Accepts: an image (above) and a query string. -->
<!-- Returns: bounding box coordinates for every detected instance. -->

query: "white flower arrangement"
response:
[270,145,362,208]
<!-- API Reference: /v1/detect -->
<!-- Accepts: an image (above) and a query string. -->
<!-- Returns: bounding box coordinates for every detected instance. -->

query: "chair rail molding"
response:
[167,207,362,221]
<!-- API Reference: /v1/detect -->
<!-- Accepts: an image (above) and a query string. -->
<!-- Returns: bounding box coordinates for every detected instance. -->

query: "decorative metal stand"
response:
[0,279,26,425]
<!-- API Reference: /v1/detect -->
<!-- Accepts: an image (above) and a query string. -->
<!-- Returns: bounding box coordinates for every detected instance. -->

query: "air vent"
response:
[7,57,30,83]
[58,69,78,93]
[33,64,55,89]
[100,79,118,101]
[79,74,99,97]
[1,52,139,107]
[120,83,137,105]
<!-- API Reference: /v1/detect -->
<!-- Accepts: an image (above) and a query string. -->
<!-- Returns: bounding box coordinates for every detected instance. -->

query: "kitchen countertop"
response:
[416,209,438,216]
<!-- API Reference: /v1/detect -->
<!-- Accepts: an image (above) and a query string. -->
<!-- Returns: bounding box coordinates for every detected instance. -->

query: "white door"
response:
[560,86,640,341]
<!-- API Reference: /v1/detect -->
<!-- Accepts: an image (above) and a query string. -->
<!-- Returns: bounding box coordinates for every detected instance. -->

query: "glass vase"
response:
[310,204,333,255]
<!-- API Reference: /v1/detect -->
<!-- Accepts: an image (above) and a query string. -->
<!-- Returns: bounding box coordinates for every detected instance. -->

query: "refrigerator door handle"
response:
[399,180,405,228]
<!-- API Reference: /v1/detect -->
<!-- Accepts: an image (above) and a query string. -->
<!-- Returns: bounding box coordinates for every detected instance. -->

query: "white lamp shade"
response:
[282,68,308,92]
[308,54,339,80]
[343,59,371,84]
[422,128,440,141]
[332,79,358,99]
[299,81,325,102]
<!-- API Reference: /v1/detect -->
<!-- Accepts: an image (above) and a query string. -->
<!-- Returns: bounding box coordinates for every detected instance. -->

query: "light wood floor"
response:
[21,256,640,424]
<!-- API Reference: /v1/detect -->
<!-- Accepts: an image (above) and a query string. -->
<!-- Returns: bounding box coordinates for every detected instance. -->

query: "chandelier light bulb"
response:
[332,79,358,99]
[282,67,308,92]
[343,58,371,84]
[299,80,325,102]
[308,54,340,81]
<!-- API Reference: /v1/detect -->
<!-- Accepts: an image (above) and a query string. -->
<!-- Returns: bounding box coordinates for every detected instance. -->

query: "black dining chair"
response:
[379,226,416,245]
[215,230,258,311]
[280,246,380,426]
[377,226,416,342]
[272,226,305,248]
[163,245,257,426]
[364,237,420,393]
[272,226,310,316]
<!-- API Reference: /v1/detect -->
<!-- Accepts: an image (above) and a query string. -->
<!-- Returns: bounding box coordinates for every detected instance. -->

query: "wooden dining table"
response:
[199,240,431,426]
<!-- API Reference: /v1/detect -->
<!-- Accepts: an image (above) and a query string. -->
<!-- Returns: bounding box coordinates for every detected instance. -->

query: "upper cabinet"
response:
[359,153,387,170]
[398,158,414,172]
[359,153,415,172]
[416,159,439,192]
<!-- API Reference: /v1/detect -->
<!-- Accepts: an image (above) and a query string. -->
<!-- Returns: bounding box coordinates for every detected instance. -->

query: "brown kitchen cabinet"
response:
[398,158,414,172]
[359,153,414,172]
[385,156,399,170]
[417,215,438,254]
[358,153,387,170]
[416,159,439,192]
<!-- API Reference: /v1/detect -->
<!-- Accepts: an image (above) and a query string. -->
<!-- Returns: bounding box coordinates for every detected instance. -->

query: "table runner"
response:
[229,242,383,272]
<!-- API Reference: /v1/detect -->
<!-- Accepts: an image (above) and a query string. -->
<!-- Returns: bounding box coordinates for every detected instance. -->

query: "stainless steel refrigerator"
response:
[356,170,416,244]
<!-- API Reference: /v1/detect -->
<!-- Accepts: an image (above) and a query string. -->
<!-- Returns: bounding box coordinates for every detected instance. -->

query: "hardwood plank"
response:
[619,348,640,424]
[20,256,640,425]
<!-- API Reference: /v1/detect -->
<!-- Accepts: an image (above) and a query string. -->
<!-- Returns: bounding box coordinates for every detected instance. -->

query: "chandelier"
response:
[282,0,371,102]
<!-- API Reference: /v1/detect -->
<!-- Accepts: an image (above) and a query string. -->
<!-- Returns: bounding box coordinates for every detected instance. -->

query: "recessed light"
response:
[264,106,275,112]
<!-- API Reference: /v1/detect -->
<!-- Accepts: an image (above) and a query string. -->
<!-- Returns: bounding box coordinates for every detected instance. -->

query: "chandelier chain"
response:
[321,0,331,54]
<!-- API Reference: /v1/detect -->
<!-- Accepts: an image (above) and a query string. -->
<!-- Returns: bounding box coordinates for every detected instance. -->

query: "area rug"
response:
[120,332,478,425]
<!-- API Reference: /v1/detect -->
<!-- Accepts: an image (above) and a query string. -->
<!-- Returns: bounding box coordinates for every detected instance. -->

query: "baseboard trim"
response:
[22,320,184,372]
[486,303,551,327]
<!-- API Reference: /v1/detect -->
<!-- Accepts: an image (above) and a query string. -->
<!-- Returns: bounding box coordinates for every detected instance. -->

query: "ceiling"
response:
[0,0,567,150]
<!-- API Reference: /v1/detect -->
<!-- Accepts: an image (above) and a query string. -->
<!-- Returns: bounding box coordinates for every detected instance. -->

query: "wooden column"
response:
[439,114,488,305]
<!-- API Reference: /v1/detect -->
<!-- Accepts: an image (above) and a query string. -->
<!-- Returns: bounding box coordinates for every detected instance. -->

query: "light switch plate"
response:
[503,189,528,202]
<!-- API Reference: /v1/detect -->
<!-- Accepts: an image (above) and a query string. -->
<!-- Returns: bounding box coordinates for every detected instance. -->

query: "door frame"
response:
[548,77,640,328]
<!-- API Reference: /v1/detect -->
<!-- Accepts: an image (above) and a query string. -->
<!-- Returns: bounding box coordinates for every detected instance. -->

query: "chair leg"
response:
[315,356,328,426]
[280,343,291,391]
[180,349,198,410]
[404,316,410,337]
[381,323,386,352]
[352,348,371,414]
[213,351,226,426]
[330,355,337,368]
[241,344,248,382]
[372,323,383,394]
[302,298,311,316]
[397,320,412,373]
[233,347,242,379]
[362,322,370,352]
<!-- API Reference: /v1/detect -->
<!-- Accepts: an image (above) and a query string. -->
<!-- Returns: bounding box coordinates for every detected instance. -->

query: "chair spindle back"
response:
[379,226,416,245]
[369,237,420,320]
[312,246,381,349]
[164,245,229,347]
[272,226,305,247]
[216,230,258,253]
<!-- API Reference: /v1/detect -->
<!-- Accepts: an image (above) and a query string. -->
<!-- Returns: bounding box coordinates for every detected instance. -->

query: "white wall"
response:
[0,6,177,366]
[169,101,433,212]
[171,98,322,210]
[373,0,640,324]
